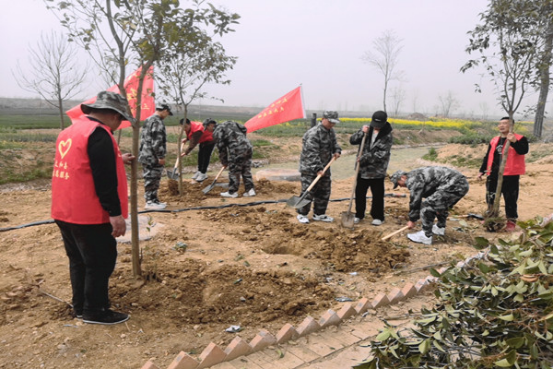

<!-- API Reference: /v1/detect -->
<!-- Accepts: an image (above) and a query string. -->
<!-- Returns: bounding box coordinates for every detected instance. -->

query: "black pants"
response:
[55,220,117,315]
[486,175,520,221]
[355,176,385,220]
[197,143,215,174]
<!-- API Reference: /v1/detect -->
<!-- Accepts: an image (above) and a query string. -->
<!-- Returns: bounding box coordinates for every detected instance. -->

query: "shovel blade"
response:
[341,211,355,228]
[202,181,216,194]
[286,195,311,209]
[166,169,179,180]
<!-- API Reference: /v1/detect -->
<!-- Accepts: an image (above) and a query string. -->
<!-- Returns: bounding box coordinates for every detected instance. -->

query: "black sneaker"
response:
[83,309,130,325]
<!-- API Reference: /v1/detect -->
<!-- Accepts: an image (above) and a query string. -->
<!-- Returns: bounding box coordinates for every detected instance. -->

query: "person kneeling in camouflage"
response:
[391,166,469,245]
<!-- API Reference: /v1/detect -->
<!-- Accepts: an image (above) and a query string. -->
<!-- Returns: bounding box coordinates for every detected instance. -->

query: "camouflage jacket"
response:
[350,122,393,179]
[213,121,253,167]
[299,123,342,176]
[405,166,468,221]
[138,113,167,166]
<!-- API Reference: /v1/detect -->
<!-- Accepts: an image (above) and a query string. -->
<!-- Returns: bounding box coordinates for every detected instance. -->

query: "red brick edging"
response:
[140,250,488,369]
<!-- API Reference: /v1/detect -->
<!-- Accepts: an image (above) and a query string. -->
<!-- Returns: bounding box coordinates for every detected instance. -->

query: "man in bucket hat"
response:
[51,91,134,325]
[391,166,469,245]
[138,103,173,209]
[296,111,342,224]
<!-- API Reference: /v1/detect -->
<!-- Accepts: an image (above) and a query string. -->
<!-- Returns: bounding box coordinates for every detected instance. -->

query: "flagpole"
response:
[299,84,307,119]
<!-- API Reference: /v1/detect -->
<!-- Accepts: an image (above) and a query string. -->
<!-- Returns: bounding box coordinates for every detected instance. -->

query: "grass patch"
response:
[422,147,438,161]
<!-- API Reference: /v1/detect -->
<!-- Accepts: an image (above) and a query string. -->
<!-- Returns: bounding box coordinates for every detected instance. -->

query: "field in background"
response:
[0,106,551,185]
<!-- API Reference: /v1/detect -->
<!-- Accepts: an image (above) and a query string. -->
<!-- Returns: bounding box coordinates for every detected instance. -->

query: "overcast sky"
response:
[0,0,548,118]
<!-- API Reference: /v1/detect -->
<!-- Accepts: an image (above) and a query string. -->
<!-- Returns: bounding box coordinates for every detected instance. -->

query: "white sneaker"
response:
[243,189,256,197]
[354,217,361,224]
[192,171,201,180]
[196,173,208,182]
[313,214,334,222]
[432,224,445,236]
[220,191,238,198]
[407,230,433,245]
[372,219,383,226]
[297,214,310,224]
[145,201,167,210]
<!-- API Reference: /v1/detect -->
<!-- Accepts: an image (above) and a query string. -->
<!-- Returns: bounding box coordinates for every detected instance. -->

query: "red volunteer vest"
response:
[486,134,526,176]
[199,129,214,144]
[187,121,204,140]
[51,120,128,224]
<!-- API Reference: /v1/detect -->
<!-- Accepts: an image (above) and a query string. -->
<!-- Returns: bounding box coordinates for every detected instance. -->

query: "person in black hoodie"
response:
[349,111,393,225]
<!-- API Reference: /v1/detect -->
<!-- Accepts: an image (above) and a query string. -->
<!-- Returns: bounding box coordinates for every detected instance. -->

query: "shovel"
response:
[167,143,185,180]
[202,166,226,194]
[286,157,336,209]
[381,226,410,241]
[341,132,367,228]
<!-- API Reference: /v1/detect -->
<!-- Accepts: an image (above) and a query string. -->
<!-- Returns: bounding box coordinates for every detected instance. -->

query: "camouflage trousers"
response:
[420,180,469,237]
[142,164,164,202]
[296,173,332,216]
[228,150,254,194]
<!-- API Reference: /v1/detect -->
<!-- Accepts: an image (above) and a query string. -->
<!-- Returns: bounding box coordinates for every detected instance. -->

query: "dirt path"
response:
[0,142,551,369]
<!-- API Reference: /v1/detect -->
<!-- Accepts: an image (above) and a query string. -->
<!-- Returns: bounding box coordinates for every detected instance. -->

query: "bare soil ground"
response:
[0,131,552,369]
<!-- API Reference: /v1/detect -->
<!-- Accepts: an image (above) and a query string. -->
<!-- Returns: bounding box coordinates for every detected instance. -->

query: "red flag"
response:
[244,86,305,133]
[66,66,155,130]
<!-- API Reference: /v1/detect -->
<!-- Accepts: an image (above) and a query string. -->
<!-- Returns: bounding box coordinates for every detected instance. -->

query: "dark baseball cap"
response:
[370,111,387,129]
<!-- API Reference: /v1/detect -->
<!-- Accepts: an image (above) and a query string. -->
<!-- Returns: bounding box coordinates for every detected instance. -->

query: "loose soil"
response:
[0,131,552,369]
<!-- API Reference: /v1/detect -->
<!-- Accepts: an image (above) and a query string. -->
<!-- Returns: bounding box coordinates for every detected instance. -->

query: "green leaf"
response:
[518,248,533,257]
[506,337,525,349]
[499,314,514,321]
[495,359,512,367]
[429,268,441,277]
[433,339,446,353]
[473,236,490,249]
[418,339,431,354]
[478,262,491,273]
[417,316,437,324]
[538,261,547,274]
[375,330,391,341]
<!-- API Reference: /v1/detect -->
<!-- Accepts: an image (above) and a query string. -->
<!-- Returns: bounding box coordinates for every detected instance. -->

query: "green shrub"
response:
[356,217,553,369]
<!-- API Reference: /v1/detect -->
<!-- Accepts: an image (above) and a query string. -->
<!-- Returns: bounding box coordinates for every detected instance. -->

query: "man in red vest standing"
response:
[478,117,529,231]
[51,91,134,325]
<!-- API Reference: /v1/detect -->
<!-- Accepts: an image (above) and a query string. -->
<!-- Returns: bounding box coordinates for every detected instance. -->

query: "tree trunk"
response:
[534,17,552,139]
[382,80,388,113]
[130,123,141,276]
[57,97,65,130]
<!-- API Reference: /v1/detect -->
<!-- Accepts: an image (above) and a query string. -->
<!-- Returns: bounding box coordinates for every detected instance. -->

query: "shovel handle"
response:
[381,225,410,241]
[347,132,367,213]
[213,166,226,181]
[305,157,337,193]
[174,142,186,170]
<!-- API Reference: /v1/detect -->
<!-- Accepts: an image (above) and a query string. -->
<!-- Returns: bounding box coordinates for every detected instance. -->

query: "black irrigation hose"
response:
[0,193,406,233]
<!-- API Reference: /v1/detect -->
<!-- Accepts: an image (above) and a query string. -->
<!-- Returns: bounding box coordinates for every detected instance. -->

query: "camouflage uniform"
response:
[213,121,254,194]
[297,122,341,216]
[350,121,393,221]
[403,166,469,237]
[138,114,167,202]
